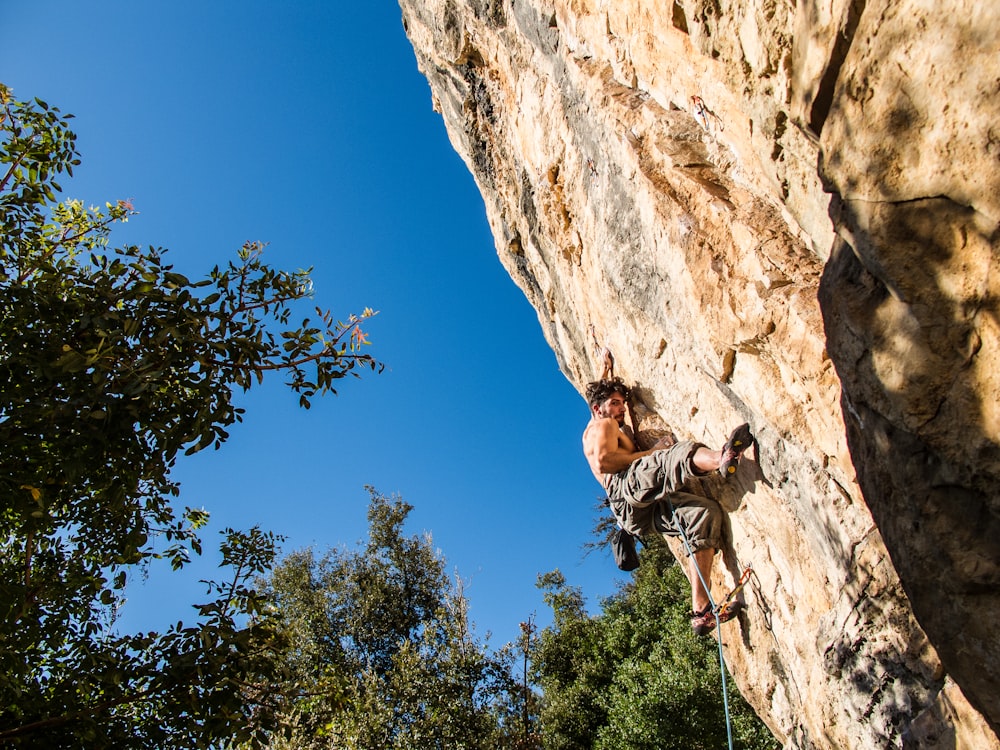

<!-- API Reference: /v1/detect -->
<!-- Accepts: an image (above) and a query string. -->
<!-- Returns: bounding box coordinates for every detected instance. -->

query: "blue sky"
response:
[1,2,623,647]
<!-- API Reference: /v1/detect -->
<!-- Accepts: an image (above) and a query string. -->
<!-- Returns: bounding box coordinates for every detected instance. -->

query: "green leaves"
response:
[0,84,383,748]
[533,543,776,750]
[257,489,522,750]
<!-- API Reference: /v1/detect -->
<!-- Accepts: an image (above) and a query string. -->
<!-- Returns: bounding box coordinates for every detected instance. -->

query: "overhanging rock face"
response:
[398,0,1000,746]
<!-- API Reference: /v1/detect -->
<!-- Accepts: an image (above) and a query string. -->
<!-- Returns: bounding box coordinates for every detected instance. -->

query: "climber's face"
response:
[595,392,627,425]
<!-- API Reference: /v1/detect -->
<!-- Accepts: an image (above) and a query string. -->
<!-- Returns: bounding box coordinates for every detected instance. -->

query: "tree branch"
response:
[0,112,35,192]
[0,685,156,740]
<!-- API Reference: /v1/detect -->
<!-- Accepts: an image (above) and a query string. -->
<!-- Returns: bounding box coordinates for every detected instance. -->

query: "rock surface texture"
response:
[398,0,999,747]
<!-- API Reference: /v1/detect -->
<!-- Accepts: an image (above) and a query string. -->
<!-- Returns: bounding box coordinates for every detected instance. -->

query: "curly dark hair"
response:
[585,378,631,409]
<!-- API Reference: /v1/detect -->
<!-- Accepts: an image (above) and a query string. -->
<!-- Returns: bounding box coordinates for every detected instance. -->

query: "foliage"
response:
[533,542,777,750]
[257,488,537,749]
[0,84,382,747]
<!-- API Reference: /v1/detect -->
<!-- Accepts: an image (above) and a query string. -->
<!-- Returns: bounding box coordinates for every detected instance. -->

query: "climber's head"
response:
[586,378,631,422]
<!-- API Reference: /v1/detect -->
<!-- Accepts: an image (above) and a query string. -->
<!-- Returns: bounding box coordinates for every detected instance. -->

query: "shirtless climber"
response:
[582,378,753,635]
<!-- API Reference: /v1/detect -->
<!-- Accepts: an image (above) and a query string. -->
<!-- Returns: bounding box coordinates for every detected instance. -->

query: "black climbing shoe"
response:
[719,423,753,477]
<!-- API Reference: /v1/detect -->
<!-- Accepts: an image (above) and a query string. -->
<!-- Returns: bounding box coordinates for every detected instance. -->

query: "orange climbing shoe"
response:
[719,423,753,477]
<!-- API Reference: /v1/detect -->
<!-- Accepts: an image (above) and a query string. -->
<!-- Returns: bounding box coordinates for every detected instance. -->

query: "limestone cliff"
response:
[398,0,1000,747]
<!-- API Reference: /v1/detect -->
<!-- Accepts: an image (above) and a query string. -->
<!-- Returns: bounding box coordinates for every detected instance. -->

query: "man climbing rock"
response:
[582,378,753,635]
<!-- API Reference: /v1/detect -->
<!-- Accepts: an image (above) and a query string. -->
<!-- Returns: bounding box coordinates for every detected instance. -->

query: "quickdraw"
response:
[716,565,752,618]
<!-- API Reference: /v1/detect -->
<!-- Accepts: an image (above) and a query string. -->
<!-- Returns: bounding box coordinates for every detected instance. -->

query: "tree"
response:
[0,84,382,748]
[533,541,776,750]
[258,488,528,749]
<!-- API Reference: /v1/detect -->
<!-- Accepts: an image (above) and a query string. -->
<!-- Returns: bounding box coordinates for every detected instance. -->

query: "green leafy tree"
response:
[533,542,776,750]
[508,616,544,749]
[0,84,382,748]
[258,488,529,749]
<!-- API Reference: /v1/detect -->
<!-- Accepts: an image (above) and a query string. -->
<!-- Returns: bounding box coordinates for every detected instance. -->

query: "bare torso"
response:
[582,417,638,488]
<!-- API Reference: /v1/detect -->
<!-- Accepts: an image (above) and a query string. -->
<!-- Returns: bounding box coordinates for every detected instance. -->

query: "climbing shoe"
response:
[719,422,753,477]
[688,604,715,635]
[689,601,745,636]
[689,605,716,636]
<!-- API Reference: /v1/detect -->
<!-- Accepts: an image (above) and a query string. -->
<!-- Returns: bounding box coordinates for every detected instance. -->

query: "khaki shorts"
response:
[606,440,724,554]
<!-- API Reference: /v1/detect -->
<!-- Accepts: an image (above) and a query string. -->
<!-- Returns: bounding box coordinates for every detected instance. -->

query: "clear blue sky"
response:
[1,2,624,647]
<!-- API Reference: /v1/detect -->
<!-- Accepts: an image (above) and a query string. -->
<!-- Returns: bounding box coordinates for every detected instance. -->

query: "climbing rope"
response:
[664,486,749,750]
